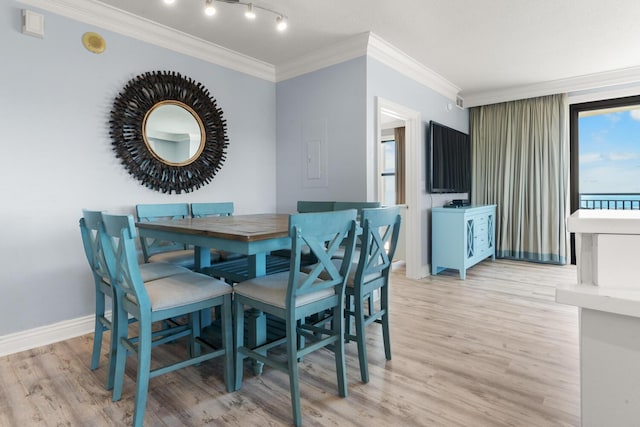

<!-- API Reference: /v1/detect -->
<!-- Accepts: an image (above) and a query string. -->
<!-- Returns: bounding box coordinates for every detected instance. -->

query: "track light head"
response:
[204,0,216,16]
[245,3,256,20]
[276,15,287,31]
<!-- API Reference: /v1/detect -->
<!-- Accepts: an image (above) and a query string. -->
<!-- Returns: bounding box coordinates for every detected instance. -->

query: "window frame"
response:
[569,94,640,262]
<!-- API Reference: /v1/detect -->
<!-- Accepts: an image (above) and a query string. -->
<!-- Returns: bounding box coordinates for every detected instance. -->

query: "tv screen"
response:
[428,121,471,193]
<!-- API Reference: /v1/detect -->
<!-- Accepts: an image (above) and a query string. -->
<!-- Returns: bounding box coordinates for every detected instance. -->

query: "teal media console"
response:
[431,204,496,279]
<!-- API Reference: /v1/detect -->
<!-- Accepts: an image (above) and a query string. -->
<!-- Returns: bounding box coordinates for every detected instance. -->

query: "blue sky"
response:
[579,107,640,194]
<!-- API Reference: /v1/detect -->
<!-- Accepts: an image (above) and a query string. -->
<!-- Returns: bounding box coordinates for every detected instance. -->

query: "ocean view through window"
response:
[579,103,640,209]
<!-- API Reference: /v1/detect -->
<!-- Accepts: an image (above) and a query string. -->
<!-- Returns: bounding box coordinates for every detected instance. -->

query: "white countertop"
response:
[557,209,640,316]
[568,209,640,234]
[556,282,640,318]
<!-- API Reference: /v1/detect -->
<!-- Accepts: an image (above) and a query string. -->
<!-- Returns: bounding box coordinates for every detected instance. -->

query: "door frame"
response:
[376,97,422,279]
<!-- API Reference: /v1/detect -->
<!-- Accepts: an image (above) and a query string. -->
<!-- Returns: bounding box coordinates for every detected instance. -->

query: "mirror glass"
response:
[143,101,205,166]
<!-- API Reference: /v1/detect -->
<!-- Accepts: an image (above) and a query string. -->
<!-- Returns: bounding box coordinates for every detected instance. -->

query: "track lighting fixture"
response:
[162,1,287,31]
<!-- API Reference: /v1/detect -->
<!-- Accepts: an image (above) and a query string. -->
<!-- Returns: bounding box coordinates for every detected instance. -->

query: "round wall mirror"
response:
[109,71,228,194]
[143,101,205,166]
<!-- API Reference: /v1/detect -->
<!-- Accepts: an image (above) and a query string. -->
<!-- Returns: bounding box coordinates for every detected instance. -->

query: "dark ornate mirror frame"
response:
[109,71,228,194]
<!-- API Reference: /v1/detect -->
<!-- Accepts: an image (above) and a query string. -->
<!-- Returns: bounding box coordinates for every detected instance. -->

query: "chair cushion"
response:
[126,272,232,311]
[148,249,195,268]
[302,259,381,287]
[139,262,191,282]
[234,272,334,309]
[149,249,221,266]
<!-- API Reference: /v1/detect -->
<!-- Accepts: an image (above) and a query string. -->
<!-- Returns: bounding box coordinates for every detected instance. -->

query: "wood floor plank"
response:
[0,259,580,426]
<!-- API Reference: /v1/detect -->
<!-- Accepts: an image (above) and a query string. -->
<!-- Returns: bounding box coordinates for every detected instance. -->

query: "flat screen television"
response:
[427,121,471,193]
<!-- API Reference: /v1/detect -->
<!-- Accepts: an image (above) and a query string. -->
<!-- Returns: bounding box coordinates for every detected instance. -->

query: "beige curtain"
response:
[394,127,406,204]
[470,94,569,264]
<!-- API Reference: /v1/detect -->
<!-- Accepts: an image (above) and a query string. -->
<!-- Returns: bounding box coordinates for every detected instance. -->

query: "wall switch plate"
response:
[22,10,44,38]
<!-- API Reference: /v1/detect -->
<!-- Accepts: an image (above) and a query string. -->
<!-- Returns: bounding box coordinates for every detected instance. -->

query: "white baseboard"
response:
[0,312,106,358]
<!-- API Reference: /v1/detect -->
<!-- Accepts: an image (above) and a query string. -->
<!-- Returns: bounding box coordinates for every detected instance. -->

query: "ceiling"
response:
[76,1,640,101]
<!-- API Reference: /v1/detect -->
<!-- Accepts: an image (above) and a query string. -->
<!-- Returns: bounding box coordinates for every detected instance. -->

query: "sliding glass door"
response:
[569,94,640,262]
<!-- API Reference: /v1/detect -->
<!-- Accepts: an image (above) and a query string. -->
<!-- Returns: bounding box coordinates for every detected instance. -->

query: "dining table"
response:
[136,213,291,374]
[136,213,291,276]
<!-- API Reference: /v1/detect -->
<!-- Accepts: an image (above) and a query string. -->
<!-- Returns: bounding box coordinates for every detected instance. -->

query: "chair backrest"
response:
[353,206,402,290]
[190,202,234,218]
[287,209,358,304]
[101,213,150,310]
[296,200,336,213]
[79,209,111,287]
[333,201,381,218]
[135,203,190,261]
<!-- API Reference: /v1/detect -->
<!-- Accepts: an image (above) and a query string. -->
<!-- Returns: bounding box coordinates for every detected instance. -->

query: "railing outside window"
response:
[580,193,640,210]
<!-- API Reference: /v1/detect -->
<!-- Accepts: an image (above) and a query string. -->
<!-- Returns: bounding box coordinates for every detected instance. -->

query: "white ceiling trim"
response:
[16,0,276,81]
[275,32,369,82]
[16,0,463,100]
[367,33,461,102]
[463,66,640,108]
[275,32,462,101]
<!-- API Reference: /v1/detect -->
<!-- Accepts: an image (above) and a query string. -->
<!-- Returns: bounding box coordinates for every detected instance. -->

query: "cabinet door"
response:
[473,214,488,254]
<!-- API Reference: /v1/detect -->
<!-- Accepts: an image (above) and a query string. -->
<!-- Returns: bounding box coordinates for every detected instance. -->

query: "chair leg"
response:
[189,312,202,358]
[381,286,392,361]
[233,298,245,391]
[246,308,266,376]
[132,320,153,427]
[296,319,305,362]
[355,295,370,383]
[91,292,106,371]
[286,316,302,427]
[221,294,234,393]
[110,306,129,397]
[344,294,353,342]
[333,304,348,397]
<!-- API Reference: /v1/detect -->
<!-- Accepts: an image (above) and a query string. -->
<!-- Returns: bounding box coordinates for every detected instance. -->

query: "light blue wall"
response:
[0,4,276,336]
[1,3,468,338]
[275,55,469,268]
[366,57,469,265]
[276,57,367,214]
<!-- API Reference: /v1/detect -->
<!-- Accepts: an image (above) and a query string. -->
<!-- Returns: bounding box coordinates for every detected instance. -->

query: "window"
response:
[571,95,640,212]
[381,138,396,206]
[569,94,640,262]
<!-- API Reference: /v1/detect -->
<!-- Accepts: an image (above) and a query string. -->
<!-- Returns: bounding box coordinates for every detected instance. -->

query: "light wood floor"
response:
[0,259,580,426]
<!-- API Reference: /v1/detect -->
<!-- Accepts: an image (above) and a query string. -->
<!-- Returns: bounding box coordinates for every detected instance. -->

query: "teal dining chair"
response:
[136,203,201,268]
[296,200,335,213]
[333,201,381,214]
[344,206,401,383]
[332,201,381,260]
[190,202,245,261]
[101,213,234,427]
[79,210,190,381]
[233,209,358,427]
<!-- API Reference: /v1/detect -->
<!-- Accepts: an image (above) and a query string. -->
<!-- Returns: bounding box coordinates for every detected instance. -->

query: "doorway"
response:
[376,97,422,279]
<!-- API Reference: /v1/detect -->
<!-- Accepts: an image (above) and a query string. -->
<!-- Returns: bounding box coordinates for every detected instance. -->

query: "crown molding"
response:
[367,32,461,102]
[17,1,462,97]
[17,0,276,81]
[275,32,370,82]
[276,31,462,102]
[463,66,640,108]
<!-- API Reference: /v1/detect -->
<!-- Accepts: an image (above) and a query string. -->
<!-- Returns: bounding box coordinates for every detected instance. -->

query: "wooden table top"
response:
[136,213,290,243]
